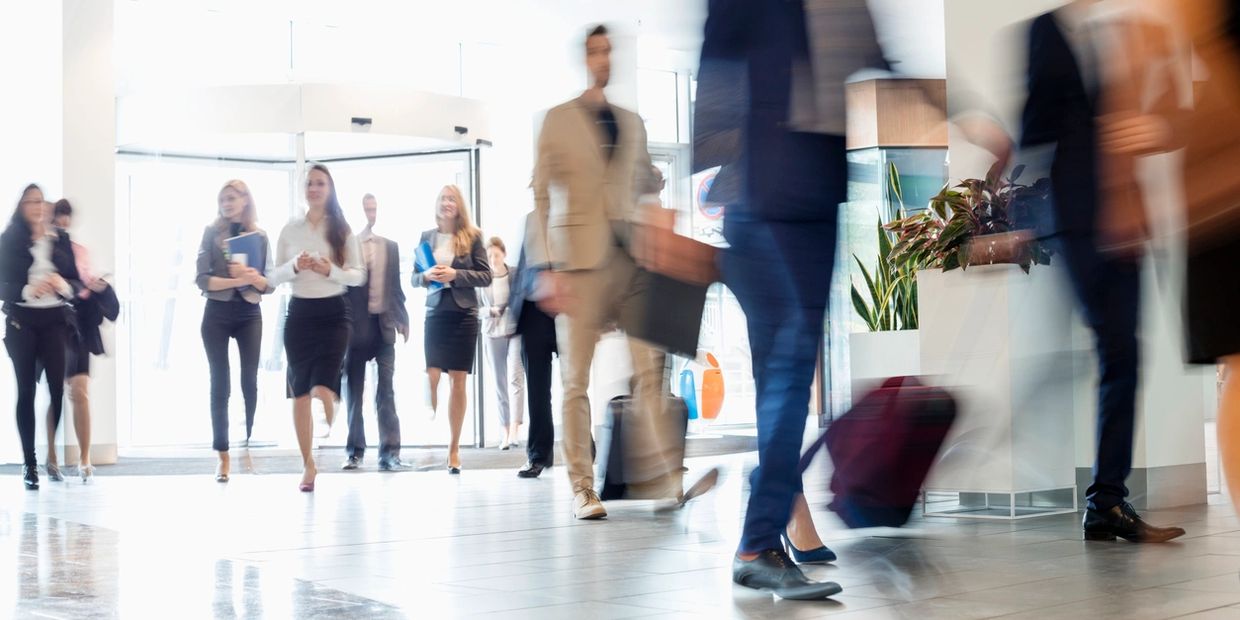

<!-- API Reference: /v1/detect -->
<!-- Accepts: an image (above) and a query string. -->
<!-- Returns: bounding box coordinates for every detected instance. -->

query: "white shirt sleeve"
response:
[267,223,298,287]
[327,232,366,287]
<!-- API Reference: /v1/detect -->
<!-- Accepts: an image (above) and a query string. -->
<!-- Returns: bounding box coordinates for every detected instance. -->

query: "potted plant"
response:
[885,162,1052,273]
[848,163,924,392]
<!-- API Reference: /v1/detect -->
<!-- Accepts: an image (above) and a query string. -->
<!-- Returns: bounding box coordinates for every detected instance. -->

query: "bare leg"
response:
[447,370,467,468]
[1219,356,1240,510]
[311,386,337,428]
[786,494,827,550]
[216,450,231,479]
[45,401,58,468]
[427,368,442,415]
[293,395,317,486]
[68,375,91,467]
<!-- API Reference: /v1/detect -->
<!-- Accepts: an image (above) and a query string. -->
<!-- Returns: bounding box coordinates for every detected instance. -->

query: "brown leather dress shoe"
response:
[1083,502,1186,543]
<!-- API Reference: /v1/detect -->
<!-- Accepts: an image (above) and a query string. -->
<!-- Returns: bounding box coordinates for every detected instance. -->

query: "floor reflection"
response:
[1,513,403,619]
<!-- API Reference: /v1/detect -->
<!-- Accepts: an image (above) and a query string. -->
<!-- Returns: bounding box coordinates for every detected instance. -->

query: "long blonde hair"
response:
[435,184,479,256]
[214,179,258,233]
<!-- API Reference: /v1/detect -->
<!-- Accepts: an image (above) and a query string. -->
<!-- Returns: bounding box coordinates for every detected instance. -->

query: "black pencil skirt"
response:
[425,293,479,373]
[284,295,351,398]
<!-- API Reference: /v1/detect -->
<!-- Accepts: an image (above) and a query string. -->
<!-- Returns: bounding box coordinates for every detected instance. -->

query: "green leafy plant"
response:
[885,161,1052,273]
[851,162,922,332]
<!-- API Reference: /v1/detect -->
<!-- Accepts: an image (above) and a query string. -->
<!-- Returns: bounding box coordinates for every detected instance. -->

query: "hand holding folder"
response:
[415,241,444,292]
[225,232,266,275]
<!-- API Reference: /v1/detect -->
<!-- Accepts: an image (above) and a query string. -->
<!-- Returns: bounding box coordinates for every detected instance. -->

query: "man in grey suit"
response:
[532,25,692,520]
[343,194,410,471]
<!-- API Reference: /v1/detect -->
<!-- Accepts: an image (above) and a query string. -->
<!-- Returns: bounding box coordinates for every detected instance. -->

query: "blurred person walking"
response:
[1174,0,1240,515]
[196,180,273,482]
[533,25,714,520]
[509,213,558,479]
[268,164,366,492]
[0,185,81,490]
[480,236,525,450]
[43,199,118,483]
[342,193,410,472]
[1020,0,1186,542]
[413,185,491,474]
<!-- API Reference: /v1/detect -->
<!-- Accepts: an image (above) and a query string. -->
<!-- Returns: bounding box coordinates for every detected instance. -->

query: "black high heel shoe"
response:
[23,464,39,490]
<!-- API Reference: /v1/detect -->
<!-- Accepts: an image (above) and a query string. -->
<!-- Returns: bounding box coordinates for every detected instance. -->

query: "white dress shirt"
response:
[20,233,72,308]
[433,232,454,289]
[358,228,387,314]
[269,215,366,298]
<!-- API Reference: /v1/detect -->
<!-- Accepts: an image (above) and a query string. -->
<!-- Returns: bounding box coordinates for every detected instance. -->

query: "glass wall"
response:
[115,149,482,449]
[115,156,293,448]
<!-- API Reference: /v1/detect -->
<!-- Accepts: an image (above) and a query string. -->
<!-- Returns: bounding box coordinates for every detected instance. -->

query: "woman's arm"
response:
[327,233,366,287]
[446,236,494,289]
[267,224,299,287]
[195,227,247,292]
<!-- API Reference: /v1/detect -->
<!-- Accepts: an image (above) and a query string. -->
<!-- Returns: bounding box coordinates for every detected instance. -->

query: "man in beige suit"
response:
[531,25,687,520]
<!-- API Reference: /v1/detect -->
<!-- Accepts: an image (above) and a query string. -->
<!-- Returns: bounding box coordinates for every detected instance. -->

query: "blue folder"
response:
[225,232,265,275]
[415,241,443,292]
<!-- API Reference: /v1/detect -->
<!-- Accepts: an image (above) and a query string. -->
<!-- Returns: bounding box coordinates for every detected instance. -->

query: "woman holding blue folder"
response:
[414,184,490,473]
[269,163,365,491]
[195,180,272,482]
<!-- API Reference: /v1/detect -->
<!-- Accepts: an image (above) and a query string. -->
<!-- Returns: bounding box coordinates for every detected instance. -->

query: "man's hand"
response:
[535,271,574,316]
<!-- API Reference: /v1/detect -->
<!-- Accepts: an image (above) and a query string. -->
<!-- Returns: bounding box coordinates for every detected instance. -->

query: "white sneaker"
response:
[573,487,608,520]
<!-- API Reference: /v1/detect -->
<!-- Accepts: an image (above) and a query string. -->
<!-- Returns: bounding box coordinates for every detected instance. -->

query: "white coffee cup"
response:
[231,253,249,268]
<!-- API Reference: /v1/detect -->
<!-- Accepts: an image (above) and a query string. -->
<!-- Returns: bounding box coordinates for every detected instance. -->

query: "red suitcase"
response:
[800,376,957,528]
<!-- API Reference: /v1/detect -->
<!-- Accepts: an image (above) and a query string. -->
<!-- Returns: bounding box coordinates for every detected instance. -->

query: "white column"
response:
[61,0,117,465]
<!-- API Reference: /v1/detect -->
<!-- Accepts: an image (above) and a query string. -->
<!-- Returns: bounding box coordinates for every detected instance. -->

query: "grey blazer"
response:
[412,229,492,310]
[195,225,275,303]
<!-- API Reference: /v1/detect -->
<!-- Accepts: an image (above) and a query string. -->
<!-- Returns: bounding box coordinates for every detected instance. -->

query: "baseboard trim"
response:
[1076,463,1207,510]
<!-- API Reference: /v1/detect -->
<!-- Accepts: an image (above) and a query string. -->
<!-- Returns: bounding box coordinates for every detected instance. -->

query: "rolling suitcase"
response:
[596,395,689,501]
[800,376,956,528]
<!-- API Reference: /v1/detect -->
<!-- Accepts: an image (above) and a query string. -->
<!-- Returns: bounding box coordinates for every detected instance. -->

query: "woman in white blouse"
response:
[268,163,365,492]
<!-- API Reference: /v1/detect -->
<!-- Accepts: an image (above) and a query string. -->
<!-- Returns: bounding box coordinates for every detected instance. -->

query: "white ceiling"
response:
[120,0,945,77]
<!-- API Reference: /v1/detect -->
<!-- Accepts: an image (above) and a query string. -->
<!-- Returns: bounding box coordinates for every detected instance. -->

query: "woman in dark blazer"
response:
[195,180,273,483]
[414,184,491,473]
[0,184,81,490]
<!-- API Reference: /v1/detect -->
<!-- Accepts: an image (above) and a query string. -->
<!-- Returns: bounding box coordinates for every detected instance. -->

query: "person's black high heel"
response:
[23,464,39,490]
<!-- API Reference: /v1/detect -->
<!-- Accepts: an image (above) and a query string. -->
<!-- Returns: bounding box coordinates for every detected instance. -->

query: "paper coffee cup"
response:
[231,253,248,267]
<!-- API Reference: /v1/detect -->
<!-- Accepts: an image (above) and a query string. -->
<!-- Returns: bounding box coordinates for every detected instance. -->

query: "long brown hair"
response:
[214,179,258,233]
[307,163,352,266]
[435,184,479,256]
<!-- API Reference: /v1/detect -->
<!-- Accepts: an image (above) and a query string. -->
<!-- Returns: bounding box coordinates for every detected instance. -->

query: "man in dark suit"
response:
[509,214,557,479]
[343,194,410,471]
[694,0,888,599]
[1019,1,1185,542]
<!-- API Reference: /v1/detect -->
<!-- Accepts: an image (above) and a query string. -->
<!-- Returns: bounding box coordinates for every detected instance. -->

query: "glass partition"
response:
[116,149,480,450]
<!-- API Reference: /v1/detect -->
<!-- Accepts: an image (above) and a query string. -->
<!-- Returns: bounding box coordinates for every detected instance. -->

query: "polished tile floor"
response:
[2,451,1240,619]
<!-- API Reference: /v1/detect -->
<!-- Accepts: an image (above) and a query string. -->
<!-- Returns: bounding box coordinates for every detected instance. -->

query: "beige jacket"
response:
[531,95,653,272]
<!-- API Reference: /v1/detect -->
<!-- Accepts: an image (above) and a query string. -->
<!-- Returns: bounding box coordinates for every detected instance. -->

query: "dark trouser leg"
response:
[375,336,400,461]
[38,319,67,443]
[235,315,262,441]
[6,314,40,466]
[201,310,232,453]
[1084,262,1141,511]
[344,347,369,460]
[520,303,556,467]
[725,220,835,555]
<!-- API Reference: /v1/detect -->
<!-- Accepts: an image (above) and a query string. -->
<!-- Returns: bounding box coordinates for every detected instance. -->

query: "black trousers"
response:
[344,315,400,460]
[518,301,557,467]
[1058,237,1142,512]
[5,306,69,466]
[201,300,262,452]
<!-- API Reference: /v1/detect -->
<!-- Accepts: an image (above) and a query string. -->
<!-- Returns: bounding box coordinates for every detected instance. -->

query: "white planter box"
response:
[849,330,920,399]
[917,264,1077,497]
